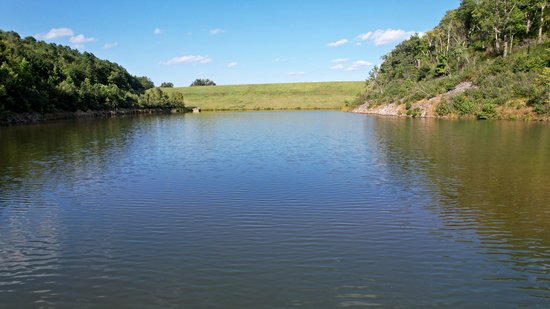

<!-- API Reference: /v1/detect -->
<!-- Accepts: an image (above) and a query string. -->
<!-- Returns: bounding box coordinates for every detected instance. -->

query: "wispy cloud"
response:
[104,42,118,49]
[154,28,162,35]
[288,71,305,76]
[69,34,96,44]
[163,55,212,65]
[331,60,372,71]
[356,29,421,46]
[345,60,373,71]
[227,61,238,68]
[209,28,225,35]
[332,58,349,63]
[328,38,349,48]
[35,27,74,40]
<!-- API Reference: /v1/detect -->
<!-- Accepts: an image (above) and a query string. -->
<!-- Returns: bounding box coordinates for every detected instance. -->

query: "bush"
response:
[476,102,497,119]
[436,98,453,116]
[452,94,475,115]
[190,79,216,87]
[406,107,422,117]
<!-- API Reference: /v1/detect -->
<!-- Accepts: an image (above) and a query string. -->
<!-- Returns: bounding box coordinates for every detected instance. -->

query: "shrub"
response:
[406,107,422,117]
[476,102,497,119]
[190,79,216,87]
[452,94,475,115]
[436,98,453,116]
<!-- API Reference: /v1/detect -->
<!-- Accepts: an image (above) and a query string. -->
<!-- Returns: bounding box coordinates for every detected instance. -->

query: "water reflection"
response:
[370,117,550,298]
[1,112,549,307]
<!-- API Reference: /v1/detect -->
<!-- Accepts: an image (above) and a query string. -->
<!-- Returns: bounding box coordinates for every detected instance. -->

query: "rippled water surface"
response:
[1,111,549,308]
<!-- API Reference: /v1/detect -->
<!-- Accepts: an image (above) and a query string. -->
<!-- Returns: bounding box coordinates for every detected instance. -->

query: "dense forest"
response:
[0,30,185,119]
[358,0,549,119]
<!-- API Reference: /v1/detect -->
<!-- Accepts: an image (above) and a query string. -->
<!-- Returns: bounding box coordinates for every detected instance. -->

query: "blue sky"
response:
[1,0,460,86]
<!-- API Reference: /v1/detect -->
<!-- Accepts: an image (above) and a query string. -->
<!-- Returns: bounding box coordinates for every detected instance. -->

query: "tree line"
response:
[360,0,549,118]
[0,30,186,116]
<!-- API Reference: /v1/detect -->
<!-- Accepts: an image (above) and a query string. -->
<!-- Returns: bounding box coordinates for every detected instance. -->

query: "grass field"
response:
[161,82,364,111]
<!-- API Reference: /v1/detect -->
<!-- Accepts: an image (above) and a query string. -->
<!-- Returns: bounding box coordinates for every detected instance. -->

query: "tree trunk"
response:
[447,23,452,54]
[539,3,546,44]
[504,40,508,58]
[510,34,514,55]
[495,30,500,54]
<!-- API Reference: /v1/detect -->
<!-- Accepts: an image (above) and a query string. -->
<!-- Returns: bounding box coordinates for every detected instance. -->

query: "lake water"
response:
[1,111,549,308]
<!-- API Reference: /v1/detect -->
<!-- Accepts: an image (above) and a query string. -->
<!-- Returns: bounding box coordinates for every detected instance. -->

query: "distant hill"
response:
[160,82,364,111]
[354,0,549,120]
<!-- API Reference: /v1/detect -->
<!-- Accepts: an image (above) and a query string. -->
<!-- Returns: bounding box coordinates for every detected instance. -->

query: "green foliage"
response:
[528,67,550,114]
[452,94,476,115]
[190,79,216,87]
[357,0,550,118]
[138,87,186,109]
[160,82,174,88]
[406,107,422,117]
[476,102,497,119]
[436,98,453,116]
[0,30,155,114]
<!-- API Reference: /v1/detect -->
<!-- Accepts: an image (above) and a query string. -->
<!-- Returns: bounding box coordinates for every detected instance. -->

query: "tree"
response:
[136,76,155,90]
[0,30,154,114]
[160,82,174,88]
[190,78,216,86]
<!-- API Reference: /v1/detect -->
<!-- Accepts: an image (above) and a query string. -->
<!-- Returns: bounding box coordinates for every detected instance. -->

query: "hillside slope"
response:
[161,82,364,110]
[354,0,549,120]
[1,30,187,124]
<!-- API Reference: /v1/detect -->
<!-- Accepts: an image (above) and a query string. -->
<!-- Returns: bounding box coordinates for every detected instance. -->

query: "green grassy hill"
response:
[160,82,364,111]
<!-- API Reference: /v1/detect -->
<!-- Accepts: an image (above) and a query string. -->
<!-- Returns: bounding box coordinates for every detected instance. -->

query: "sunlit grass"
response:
[161,82,364,110]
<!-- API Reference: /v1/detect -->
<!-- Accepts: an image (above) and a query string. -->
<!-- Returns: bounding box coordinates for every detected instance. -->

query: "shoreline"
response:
[0,107,190,126]
[351,82,549,122]
[1,107,343,126]
[352,103,550,121]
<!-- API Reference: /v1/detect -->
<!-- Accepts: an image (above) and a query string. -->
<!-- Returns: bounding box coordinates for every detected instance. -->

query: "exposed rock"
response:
[353,81,478,118]
[444,81,477,98]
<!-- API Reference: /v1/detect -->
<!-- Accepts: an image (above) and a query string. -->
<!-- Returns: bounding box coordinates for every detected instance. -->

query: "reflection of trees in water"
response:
[370,117,550,294]
[0,117,152,212]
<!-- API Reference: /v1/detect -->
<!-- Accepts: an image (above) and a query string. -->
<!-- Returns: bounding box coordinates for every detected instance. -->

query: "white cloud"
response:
[331,59,373,71]
[163,55,212,65]
[154,28,162,35]
[209,28,225,35]
[356,32,373,41]
[36,27,74,40]
[288,71,305,76]
[356,29,420,46]
[345,60,373,71]
[332,58,349,63]
[328,38,349,48]
[69,34,96,44]
[227,61,238,68]
[71,44,85,49]
[104,42,118,49]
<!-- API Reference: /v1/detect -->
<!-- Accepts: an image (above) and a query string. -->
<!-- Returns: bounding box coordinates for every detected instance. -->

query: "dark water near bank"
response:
[1,111,549,308]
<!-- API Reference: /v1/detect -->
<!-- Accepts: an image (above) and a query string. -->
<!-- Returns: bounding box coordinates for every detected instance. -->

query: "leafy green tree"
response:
[190,78,216,86]
[160,82,174,88]
[0,30,155,115]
